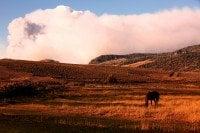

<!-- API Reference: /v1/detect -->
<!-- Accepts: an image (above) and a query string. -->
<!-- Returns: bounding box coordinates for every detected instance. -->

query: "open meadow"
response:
[0,59,199,132]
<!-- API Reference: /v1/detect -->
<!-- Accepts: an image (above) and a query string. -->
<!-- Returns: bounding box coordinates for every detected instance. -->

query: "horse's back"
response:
[146,91,160,100]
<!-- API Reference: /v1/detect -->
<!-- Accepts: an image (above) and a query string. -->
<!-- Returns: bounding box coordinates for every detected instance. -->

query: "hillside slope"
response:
[89,45,200,71]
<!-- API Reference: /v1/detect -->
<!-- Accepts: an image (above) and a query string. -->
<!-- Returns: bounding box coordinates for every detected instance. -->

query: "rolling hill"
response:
[89,44,200,71]
[0,45,199,101]
[0,48,199,132]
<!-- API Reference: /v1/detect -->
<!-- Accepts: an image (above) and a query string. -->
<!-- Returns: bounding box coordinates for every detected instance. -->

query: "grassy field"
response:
[0,83,200,132]
[0,59,199,132]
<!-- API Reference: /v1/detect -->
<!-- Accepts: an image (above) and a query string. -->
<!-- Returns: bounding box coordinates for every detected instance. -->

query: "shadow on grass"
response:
[0,113,199,133]
[0,114,165,133]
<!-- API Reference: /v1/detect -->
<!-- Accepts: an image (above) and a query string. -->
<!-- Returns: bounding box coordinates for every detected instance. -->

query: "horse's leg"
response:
[151,100,152,105]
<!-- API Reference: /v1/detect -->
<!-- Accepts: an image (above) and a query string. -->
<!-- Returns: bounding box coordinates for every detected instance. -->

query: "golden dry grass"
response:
[1,95,200,125]
[0,59,199,132]
[0,83,200,132]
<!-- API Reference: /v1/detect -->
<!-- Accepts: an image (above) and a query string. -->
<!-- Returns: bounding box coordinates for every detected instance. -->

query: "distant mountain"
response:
[89,45,200,71]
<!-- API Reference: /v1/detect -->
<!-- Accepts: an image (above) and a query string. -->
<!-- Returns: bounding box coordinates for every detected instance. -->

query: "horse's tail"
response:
[155,92,160,106]
[156,93,160,101]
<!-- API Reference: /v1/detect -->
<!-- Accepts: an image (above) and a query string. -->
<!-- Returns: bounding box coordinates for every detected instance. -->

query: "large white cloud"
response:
[5,6,200,64]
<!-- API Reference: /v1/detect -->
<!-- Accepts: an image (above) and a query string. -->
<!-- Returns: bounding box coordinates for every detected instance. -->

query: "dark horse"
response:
[145,91,160,107]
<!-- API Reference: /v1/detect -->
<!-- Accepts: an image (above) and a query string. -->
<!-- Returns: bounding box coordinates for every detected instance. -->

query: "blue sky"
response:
[0,0,200,46]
